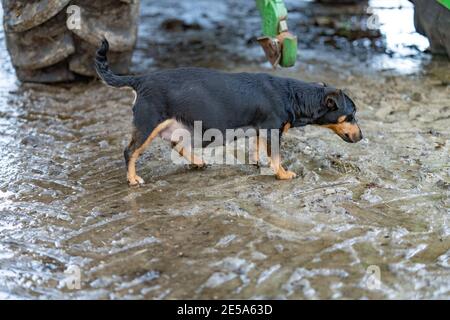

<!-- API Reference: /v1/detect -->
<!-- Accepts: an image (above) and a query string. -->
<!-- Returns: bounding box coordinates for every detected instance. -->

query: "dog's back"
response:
[132,68,293,131]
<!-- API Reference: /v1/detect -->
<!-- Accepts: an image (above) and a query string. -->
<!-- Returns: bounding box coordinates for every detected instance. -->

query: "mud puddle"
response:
[0,1,449,299]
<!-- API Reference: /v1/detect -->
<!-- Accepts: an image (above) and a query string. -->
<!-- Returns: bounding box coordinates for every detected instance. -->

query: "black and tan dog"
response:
[95,39,362,186]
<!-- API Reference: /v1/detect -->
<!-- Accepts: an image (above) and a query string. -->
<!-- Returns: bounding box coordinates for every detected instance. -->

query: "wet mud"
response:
[0,0,449,299]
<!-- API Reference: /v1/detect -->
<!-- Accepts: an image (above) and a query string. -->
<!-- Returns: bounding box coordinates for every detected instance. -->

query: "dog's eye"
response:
[346,114,354,122]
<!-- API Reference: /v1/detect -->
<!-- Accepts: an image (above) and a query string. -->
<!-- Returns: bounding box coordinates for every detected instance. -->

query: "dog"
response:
[95,39,362,186]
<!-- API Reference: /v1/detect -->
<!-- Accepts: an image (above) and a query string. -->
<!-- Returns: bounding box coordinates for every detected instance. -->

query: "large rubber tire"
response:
[2,0,140,83]
[411,0,450,58]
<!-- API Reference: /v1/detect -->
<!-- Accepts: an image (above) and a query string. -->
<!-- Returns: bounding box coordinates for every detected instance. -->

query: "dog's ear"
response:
[324,88,341,110]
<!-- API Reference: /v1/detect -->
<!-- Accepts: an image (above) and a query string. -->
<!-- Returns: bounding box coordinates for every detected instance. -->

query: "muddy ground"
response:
[0,0,449,299]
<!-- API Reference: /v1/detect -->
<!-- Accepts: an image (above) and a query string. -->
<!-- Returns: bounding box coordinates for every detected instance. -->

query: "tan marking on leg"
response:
[282,122,291,134]
[127,119,175,186]
[251,135,260,165]
[259,138,296,180]
[269,153,296,180]
[172,142,205,167]
[181,147,205,167]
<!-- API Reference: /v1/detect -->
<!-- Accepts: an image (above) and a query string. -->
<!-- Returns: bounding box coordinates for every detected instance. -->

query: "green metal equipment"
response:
[256,0,298,67]
[438,0,450,10]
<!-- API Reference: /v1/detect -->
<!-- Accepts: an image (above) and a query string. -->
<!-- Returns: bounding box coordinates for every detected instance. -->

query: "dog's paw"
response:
[128,175,145,186]
[276,170,297,180]
[251,161,260,168]
[189,163,207,170]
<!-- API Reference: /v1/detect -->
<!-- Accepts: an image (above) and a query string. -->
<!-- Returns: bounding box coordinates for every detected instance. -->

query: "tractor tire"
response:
[2,0,139,83]
[411,0,450,58]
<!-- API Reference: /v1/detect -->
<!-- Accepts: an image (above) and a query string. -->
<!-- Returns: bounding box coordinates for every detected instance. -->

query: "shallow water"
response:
[0,1,449,299]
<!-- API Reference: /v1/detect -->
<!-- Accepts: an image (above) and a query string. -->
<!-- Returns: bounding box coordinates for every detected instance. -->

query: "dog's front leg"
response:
[251,134,260,167]
[269,152,296,180]
[263,131,296,180]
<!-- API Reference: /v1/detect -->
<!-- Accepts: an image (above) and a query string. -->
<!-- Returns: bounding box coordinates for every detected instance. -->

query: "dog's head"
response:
[313,87,363,143]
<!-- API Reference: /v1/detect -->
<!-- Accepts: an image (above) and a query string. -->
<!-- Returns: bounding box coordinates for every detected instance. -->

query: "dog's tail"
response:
[95,38,136,88]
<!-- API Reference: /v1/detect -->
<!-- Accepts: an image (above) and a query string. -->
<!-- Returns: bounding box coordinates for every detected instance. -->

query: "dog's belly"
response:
[158,119,258,148]
[159,119,191,142]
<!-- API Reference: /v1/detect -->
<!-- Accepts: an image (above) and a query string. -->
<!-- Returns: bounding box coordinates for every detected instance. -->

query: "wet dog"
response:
[95,39,362,186]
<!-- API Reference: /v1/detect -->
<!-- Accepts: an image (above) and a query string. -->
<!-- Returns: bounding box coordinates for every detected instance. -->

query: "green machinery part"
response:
[256,0,298,67]
[437,0,450,10]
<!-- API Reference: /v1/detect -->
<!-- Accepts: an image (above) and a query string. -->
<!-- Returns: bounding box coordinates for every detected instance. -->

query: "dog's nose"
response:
[343,130,362,143]
[351,129,363,143]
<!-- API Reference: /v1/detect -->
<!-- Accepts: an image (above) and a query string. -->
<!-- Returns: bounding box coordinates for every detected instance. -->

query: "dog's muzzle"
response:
[340,127,363,143]
[323,122,363,143]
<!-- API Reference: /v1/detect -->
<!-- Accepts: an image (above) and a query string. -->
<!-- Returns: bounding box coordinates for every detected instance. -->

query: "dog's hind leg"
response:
[125,119,175,186]
[124,131,145,186]
[171,141,205,168]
